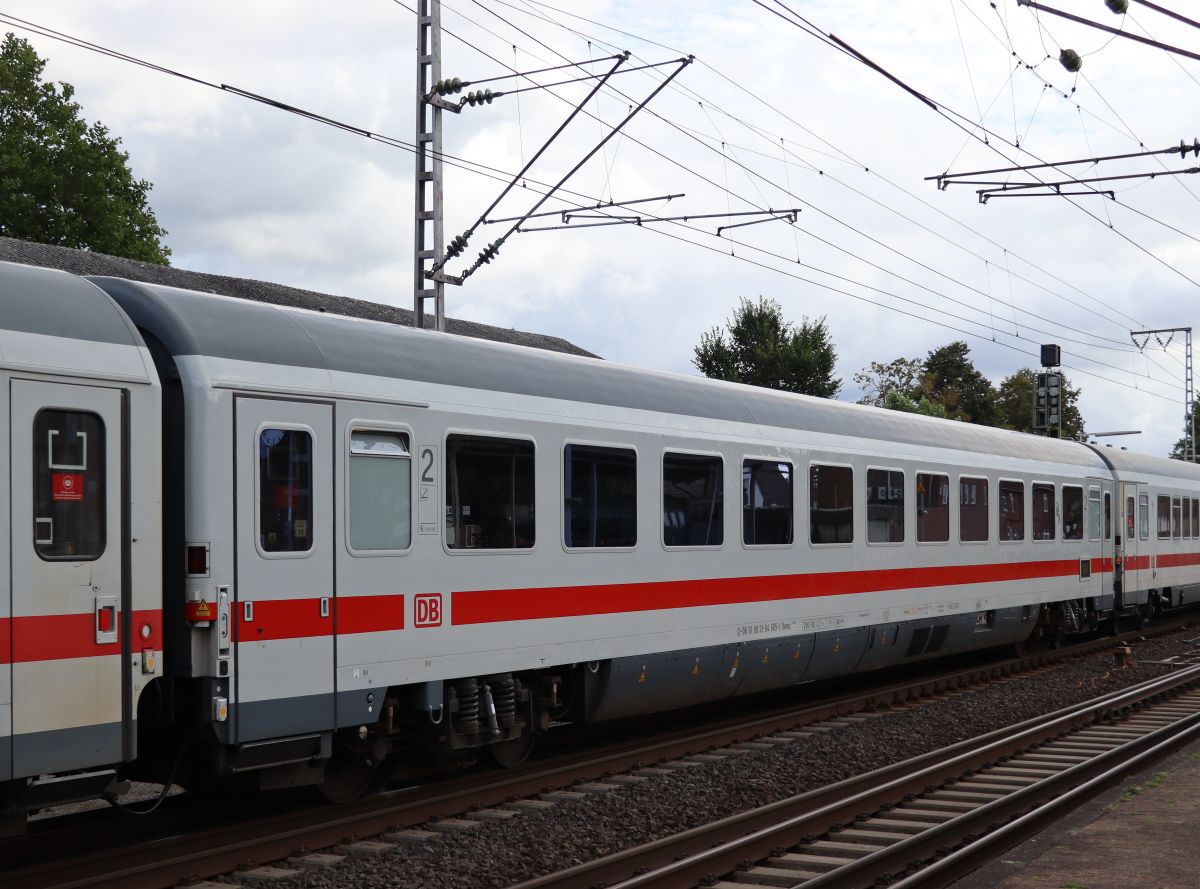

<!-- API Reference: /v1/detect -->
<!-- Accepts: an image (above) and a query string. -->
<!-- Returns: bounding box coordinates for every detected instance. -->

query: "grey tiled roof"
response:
[0,236,597,359]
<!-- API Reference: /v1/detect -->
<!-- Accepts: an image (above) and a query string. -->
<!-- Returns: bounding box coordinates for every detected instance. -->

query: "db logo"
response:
[414,593,442,628]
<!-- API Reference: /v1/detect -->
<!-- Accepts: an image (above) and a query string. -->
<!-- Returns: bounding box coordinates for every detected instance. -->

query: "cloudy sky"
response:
[6,1,1199,457]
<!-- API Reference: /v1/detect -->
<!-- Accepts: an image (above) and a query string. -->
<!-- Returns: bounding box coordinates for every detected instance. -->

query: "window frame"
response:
[33,408,108,562]
[661,447,726,551]
[1158,494,1172,540]
[808,461,855,548]
[1185,496,1193,540]
[915,471,951,545]
[958,474,990,544]
[1062,484,1084,542]
[442,428,538,556]
[344,421,414,558]
[1193,498,1199,539]
[997,477,1026,544]
[865,465,905,547]
[255,422,317,560]
[1031,480,1056,542]
[1087,486,1102,542]
[561,439,639,553]
[1173,495,1183,540]
[741,455,794,549]
[1139,492,1150,541]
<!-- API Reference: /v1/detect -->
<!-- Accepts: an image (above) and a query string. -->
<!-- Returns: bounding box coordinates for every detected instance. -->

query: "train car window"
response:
[1062,485,1084,540]
[810,464,853,544]
[867,468,904,544]
[1158,495,1171,539]
[259,428,314,553]
[33,410,106,560]
[564,444,637,548]
[1173,496,1182,539]
[1126,496,1135,540]
[1104,492,1112,541]
[1193,499,1199,539]
[916,473,949,543]
[1185,498,1193,540]
[999,480,1025,541]
[1087,488,1101,541]
[446,435,535,549]
[1032,483,1055,540]
[743,459,793,546]
[959,476,988,542]
[663,453,723,547]
[1140,493,1150,540]
[348,430,411,552]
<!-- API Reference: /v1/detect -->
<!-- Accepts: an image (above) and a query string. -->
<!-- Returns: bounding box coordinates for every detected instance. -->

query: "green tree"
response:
[853,357,924,407]
[996,368,1085,439]
[922,341,997,425]
[1169,414,1198,462]
[693,296,841,397]
[882,387,949,418]
[0,33,169,263]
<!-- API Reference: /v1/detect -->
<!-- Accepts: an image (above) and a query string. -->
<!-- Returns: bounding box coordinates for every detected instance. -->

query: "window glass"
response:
[1158,495,1171,539]
[1173,497,1182,539]
[999,480,1025,541]
[349,430,411,551]
[663,453,723,547]
[810,464,853,544]
[1185,498,1193,540]
[1193,499,1199,539]
[1062,485,1083,540]
[867,468,904,543]
[1032,483,1055,540]
[446,435,534,549]
[916,472,949,543]
[1104,492,1112,541]
[1088,488,1101,541]
[1126,496,1135,540]
[1140,493,1150,540]
[33,410,106,560]
[565,445,637,548]
[959,477,988,542]
[743,459,793,546]
[259,428,313,553]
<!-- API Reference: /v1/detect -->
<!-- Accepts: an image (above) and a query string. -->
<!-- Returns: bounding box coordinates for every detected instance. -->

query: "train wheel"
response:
[487,731,535,769]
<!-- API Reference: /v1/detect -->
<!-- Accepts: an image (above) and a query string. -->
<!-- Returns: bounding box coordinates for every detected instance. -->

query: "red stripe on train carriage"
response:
[1157,552,1200,569]
[234,594,406,641]
[0,609,162,664]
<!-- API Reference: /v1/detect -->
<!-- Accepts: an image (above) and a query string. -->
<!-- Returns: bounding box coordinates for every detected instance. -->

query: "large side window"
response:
[1139,493,1150,540]
[1185,498,1193,540]
[348,430,411,552]
[811,464,853,544]
[916,472,949,543]
[743,459,793,546]
[259,428,313,553]
[33,410,106,560]
[960,476,988,542]
[663,453,723,547]
[1063,485,1083,540]
[867,468,904,544]
[565,444,637,548]
[1173,496,1182,539]
[1088,488,1101,541]
[1193,499,1199,539]
[999,480,1025,541]
[1032,483,1055,540]
[1158,495,1171,539]
[1104,492,1112,541]
[446,435,535,549]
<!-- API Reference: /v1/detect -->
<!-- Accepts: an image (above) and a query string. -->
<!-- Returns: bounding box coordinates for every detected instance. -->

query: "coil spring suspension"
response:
[487,675,517,729]
[455,678,480,734]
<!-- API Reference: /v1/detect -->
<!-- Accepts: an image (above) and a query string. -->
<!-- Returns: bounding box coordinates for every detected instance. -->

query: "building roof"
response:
[0,236,597,359]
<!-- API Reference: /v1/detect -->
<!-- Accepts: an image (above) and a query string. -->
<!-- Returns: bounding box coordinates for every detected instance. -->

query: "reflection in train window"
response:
[1126,496,1135,540]
[446,435,534,549]
[959,476,988,542]
[867,468,904,544]
[1063,485,1083,540]
[259,428,313,553]
[564,444,637,548]
[1032,483,1055,540]
[1140,493,1150,540]
[743,460,793,546]
[33,410,106,560]
[811,464,853,544]
[1173,496,1182,539]
[1158,495,1171,539]
[348,430,411,552]
[663,453,723,547]
[999,480,1025,541]
[916,473,949,543]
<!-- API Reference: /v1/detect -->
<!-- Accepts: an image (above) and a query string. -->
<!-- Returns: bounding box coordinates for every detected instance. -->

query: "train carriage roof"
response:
[92,276,1114,467]
[1087,443,1200,483]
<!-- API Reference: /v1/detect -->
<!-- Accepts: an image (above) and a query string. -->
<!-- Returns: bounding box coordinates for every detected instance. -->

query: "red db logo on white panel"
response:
[414,593,442,628]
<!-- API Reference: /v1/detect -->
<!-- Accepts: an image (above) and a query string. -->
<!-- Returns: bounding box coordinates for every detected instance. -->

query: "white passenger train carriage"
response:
[3,258,1200,816]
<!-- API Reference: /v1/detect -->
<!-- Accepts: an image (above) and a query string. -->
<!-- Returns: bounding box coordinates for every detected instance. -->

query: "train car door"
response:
[1120,482,1145,607]
[233,397,334,742]
[9,380,128,777]
[1085,478,1112,603]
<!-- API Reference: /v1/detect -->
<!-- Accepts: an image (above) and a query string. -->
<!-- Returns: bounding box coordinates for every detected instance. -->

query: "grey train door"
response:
[9,380,128,778]
[233,397,334,742]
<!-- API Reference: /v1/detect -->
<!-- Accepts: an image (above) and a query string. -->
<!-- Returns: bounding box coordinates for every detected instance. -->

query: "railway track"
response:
[1,621,1191,889]
[512,660,1200,889]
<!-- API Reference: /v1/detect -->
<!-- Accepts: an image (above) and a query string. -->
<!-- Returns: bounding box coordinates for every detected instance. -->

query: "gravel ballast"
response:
[195,633,1198,889]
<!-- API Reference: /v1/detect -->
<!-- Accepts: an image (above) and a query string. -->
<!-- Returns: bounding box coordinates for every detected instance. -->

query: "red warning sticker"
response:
[52,473,84,502]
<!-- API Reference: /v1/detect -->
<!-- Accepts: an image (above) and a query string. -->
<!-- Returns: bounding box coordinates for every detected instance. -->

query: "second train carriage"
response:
[4,257,1200,813]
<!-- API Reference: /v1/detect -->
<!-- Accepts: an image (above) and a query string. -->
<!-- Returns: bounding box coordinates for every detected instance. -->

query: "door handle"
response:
[95,595,118,644]
[320,597,330,618]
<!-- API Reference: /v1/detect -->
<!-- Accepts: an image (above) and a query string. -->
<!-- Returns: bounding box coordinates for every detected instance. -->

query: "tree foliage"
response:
[1169,414,1198,462]
[995,368,1085,439]
[0,33,170,263]
[853,357,925,407]
[693,296,841,398]
[922,341,998,425]
[881,387,949,418]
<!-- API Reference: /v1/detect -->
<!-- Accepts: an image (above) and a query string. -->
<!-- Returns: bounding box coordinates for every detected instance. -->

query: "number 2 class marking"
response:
[421,448,434,482]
